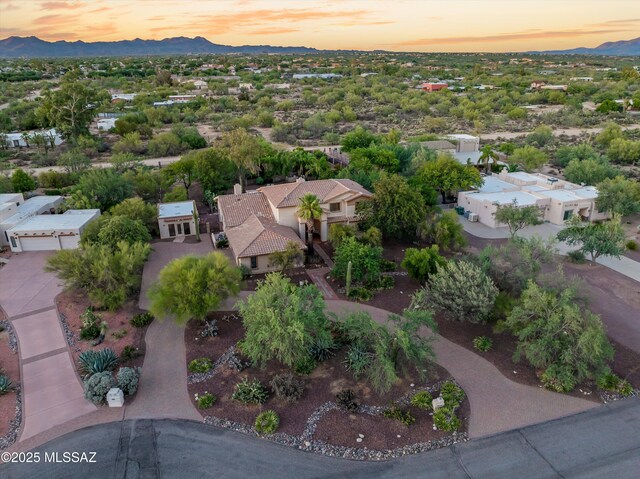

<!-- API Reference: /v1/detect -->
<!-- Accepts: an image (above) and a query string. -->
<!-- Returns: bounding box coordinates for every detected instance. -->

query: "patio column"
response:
[298,219,306,241]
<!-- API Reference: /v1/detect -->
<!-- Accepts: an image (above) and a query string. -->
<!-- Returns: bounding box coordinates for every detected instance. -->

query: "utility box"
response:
[107,388,124,407]
[432,397,445,411]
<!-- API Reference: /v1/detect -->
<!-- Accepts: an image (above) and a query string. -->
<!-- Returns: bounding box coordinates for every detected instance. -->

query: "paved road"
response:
[2,397,638,479]
[6,156,182,176]
[0,253,96,441]
[479,124,640,141]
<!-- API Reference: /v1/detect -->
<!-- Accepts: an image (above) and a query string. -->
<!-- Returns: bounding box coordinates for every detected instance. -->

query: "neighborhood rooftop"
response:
[158,201,195,219]
[258,179,372,208]
[8,209,100,233]
[225,214,307,258]
[216,192,273,229]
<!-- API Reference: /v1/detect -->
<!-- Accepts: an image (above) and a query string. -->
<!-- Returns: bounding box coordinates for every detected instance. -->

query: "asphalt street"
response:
[2,397,639,479]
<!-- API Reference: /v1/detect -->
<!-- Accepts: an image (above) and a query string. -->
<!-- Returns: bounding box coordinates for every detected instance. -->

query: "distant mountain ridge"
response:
[529,37,640,56]
[0,36,322,58]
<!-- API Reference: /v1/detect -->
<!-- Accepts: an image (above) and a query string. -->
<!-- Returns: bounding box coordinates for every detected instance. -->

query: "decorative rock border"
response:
[203,379,468,461]
[600,388,639,404]
[188,346,238,384]
[0,319,23,451]
[57,311,79,351]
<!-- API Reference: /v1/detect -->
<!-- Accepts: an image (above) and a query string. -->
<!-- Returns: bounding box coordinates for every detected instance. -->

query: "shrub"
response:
[121,345,141,361]
[383,405,416,426]
[472,336,493,352]
[440,381,465,408]
[308,336,335,362]
[0,374,13,395]
[200,319,219,338]
[78,348,119,375]
[626,240,638,251]
[336,389,359,412]
[410,391,433,410]
[433,408,461,432]
[567,249,586,264]
[112,328,127,339]
[80,308,101,340]
[196,392,216,409]
[540,364,578,393]
[294,356,316,375]
[270,373,305,403]
[232,378,269,404]
[130,312,154,328]
[343,343,372,379]
[188,358,213,373]
[597,371,634,396]
[618,380,634,397]
[255,410,280,435]
[116,367,140,395]
[347,286,373,302]
[83,371,115,404]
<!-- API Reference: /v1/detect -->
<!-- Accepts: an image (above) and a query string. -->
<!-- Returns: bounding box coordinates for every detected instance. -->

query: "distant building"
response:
[168,94,197,102]
[570,77,594,82]
[458,171,608,228]
[111,93,137,102]
[420,82,448,92]
[97,118,117,131]
[2,129,63,149]
[192,80,208,90]
[292,73,343,80]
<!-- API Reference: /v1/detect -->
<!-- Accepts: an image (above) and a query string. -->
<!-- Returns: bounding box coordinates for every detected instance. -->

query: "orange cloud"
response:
[40,1,84,10]
[397,28,628,46]
[245,27,299,35]
[33,14,82,26]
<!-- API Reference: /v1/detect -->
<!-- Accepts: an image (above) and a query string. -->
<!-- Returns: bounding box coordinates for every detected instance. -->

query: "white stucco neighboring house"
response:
[1,194,63,246]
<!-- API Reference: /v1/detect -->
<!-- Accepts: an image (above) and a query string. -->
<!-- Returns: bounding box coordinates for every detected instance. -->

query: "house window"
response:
[563,210,574,221]
[250,256,258,269]
[10,237,17,248]
[168,224,176,237]
[183,222,191,235]
[329,202,341,212]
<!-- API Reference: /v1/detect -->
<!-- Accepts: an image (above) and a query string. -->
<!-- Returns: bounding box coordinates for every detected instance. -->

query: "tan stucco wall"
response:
[238,253,304,274]
[158,217,197,239]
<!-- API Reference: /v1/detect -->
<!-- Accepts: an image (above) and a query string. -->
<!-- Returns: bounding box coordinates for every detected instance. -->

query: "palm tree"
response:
[479,145,498,173]
[297,193,322,245]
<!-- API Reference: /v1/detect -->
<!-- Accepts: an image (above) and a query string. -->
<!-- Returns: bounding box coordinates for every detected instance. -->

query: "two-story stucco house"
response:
[217,178,372,273]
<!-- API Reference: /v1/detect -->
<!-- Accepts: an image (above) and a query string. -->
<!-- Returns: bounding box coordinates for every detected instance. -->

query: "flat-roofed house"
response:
[157,201,197,239]
[1,195,63,246]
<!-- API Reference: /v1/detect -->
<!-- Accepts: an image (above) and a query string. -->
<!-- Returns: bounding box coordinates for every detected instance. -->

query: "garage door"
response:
[59,235,79,250]
[18,236,60,251]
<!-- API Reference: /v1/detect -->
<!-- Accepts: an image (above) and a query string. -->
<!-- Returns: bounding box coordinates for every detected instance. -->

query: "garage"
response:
[59,235,80,249]
[16,235,60,252]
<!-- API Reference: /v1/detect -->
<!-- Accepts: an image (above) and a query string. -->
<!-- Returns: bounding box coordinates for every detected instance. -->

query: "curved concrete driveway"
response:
[0,253,95,442]
[325,301,596,438]
[2,398,638,479]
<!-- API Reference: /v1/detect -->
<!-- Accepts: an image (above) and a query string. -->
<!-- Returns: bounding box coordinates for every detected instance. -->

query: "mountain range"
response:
[0,36,321,58]
[0,35,639,58]
[528,37,640,56]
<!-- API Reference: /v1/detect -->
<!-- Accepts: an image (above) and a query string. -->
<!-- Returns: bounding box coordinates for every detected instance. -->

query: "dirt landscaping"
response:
[0,311,20,445]
[56,290,148,371]
[185,312,468,451]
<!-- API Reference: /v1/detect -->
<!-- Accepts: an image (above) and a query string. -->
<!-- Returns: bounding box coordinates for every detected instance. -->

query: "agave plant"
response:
[0,374,14,395]
[78,348,119,376]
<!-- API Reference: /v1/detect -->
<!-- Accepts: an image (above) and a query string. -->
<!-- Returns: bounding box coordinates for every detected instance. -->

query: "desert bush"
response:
[270,373,305,403]
[383,405,416,426]
[308,336,336,362]
[567,249,586,264]
[232,378,269,404]
[83,371,115,404]
[196,392,216,409]
[188,358,213,373]
[347,286,374,302]
[293,356,316,375]
[472,336,493,352]
[596,371,634,397]
[120,345,141,361]
[440,381,465,408]
[130,312,154,328]
[0,374,13,395]
[626,240,638,251]
[343,343,372,379]
[78,348,119,375]
[410,391,433,410]
[433,408,461,432]
[116,367,140,395]
[255,410,280,435]
[336,389,359,412]
[80,308,101,340]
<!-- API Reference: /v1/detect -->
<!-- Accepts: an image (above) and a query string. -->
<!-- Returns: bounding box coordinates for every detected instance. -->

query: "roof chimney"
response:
[233,183,243,195]
[296,177,306,183]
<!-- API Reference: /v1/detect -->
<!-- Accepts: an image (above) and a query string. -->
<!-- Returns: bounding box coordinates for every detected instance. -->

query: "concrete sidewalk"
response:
[2,398,638,478]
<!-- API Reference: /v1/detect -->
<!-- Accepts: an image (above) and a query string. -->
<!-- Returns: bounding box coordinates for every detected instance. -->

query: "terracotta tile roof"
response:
[258,179,372,208]
[217,192,273,229]
[226,214,306,258]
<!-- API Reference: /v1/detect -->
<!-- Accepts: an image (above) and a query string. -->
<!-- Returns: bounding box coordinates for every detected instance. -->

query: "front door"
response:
[177,223,183,235]
[168,224,176,237]
[183,222,191,235]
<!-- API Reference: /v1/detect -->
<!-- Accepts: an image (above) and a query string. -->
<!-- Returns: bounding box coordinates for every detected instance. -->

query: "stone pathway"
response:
[0,253,95,442]
[324,300,597,439]
[306,267,338,299]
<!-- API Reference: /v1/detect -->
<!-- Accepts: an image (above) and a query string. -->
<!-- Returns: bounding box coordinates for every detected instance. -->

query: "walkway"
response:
[3,397,638,478]
[129,239,214,421]
[0,253,96,441]
[325,301,597,438]
[306,267,338,299]
[459,218,640,283]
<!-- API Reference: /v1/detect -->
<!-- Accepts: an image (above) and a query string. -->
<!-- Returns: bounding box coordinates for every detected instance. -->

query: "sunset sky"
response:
[0,0,638,52]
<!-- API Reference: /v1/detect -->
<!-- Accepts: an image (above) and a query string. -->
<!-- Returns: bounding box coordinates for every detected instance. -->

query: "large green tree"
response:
[402,246,446,284]
[563,158,618,186]
[238,273,330,368]
[11,169,36,193]
[557,215,626,262]
[505,281,613,392]
[109,197,158,235]
[508,145,547,172]
[415,154,483,203]
[595,176,640,216]
[74,168,132,211]
[332,236,383,285]
[493,200,543,238]
[217,128,271,192]
[162,156,196,198]
[357,173,425,238]
[96,216,151,250]
[148,253,241,324]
